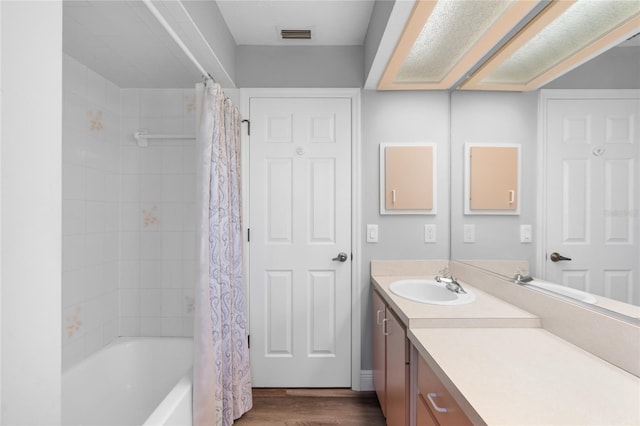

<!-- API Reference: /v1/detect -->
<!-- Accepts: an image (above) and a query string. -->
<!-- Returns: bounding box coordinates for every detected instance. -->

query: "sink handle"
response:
[426,393,448,413]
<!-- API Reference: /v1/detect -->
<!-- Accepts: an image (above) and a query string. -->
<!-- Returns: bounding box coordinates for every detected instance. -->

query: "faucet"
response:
[435,274,467,294]
[513,273,534,284]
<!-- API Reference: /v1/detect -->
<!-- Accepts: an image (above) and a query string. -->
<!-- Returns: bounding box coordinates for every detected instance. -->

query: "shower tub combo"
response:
[62,337,193,426]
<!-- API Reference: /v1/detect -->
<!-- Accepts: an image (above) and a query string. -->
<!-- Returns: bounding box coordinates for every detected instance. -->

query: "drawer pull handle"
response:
[427,392,448,413]
[376,309,383,325]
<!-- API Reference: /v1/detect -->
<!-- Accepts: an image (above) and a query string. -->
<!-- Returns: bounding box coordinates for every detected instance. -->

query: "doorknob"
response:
[550,252,572,262]
[332,252,348,262]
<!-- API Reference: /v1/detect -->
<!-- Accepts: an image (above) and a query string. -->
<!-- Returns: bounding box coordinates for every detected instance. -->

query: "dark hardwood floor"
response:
[234,388,386,425]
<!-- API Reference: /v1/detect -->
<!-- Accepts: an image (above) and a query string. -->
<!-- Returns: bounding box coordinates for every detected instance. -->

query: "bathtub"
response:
[62,337,193,426]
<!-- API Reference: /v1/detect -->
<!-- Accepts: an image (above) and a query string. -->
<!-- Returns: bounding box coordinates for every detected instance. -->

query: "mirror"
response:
[450,42,640,321]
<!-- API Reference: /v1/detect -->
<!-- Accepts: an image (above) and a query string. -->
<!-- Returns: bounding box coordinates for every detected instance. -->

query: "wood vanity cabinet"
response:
[373,290,409,426]
[416,355,472,426]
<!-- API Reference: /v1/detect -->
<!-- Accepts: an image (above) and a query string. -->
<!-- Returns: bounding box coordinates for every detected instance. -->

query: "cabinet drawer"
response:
[417,394,439,426]
[417,356,471,426]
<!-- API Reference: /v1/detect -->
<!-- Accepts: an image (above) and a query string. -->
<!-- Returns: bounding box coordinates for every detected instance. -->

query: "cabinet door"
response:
[386,308,408,426]
[372,291,386,415]
[385,145,434,210]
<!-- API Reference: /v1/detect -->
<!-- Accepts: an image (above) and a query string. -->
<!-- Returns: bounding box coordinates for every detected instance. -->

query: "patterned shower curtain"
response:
[193,80,252,425]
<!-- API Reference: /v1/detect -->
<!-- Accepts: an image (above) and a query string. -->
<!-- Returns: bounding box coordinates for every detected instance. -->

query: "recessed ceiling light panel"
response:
[378,0,541,90]
[462,0,640,90]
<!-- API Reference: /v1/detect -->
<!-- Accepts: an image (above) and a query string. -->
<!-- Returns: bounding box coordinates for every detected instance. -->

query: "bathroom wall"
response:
[117,87,197,338]
[1,2,62,423]
[62,55,121,369]
[62,54,197,370]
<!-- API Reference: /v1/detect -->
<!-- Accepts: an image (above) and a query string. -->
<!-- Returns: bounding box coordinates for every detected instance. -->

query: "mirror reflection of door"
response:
[543,92,639,306]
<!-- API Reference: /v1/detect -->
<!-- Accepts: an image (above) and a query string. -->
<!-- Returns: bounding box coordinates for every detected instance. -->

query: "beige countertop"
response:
[371,275,540,328]
[410,327,640,426]
[371,267,640,425]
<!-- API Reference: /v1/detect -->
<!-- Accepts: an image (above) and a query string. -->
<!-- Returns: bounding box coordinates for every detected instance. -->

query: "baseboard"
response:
[359,370,374,391]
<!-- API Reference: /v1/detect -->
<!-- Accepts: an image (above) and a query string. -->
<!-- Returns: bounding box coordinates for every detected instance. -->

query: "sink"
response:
[525,280,597,304]
[388,279,475,305]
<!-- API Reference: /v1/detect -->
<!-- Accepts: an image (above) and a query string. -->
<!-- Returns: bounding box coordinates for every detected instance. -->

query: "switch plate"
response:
[366,224,379,243]
[464,224,475,243]
[424,224,436,243]
[520,224,532,243]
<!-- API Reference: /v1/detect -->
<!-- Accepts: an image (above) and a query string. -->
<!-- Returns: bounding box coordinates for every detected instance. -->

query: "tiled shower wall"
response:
[118,87,197,338]
[62,55,121,369]
[62,54,197,370]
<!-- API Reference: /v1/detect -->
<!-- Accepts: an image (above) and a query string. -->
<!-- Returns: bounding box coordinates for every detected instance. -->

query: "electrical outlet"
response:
[464,224,475,243]
[366,224,379,243]
[424,224,436,243]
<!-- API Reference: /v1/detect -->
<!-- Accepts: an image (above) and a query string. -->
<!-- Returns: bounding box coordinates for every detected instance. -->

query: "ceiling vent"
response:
[280,29,312,40]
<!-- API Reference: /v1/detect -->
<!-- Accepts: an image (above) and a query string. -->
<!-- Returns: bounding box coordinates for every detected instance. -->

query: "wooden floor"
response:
[234,388,386,425]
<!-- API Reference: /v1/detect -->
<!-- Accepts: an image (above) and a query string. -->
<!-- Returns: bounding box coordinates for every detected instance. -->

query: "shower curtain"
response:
[193,80,252,425]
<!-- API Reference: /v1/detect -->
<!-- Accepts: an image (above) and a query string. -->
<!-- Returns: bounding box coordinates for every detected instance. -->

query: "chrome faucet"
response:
[435,274,467,294]
[513,273,534,284]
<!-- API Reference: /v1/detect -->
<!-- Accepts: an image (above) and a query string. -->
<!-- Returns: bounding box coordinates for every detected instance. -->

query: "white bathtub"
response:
[62,337,193,426]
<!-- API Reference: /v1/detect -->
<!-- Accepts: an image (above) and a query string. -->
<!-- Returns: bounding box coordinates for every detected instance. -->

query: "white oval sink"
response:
[389,279,475,305]
[526,280,597,304]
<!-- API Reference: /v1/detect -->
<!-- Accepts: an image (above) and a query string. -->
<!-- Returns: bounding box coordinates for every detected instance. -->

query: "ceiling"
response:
[63,0,638,89]
[63,0,376,88]
[216,0,375,46]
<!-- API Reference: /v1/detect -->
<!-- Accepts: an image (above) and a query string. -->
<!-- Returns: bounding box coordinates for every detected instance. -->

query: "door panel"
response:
[545,97,639,304]
[249,97,352,387]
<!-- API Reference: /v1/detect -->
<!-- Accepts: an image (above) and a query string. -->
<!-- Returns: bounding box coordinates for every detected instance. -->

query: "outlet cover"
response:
[424,224,436,243]
[464,224,475,243]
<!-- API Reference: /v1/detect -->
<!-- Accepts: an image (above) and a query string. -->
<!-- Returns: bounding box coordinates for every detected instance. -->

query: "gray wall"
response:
[360,90,450,370]
[236,46,364,88]
[544,46,640,90]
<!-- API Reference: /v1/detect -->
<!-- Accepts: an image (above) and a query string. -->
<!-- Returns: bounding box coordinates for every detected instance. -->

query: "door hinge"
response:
[242,119,251,135]
[248,335,250,348]
[247,228,250,242]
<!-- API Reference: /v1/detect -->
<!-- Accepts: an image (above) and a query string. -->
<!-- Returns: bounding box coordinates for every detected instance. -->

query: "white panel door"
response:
[545,97,639,305]
[249,97,351,387]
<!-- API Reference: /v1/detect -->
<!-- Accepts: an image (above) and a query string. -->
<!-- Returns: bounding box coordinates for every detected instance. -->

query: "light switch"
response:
[366,224,379,243]
[520,224,532,243]
[464,224,475,243]
[424,224,436,243]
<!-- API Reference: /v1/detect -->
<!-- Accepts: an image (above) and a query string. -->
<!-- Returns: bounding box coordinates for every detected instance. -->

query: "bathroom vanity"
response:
[371,260,640,426]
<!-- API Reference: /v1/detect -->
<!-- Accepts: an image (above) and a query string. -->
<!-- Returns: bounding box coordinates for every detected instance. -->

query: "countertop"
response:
[371,272,640,425]
[411,328,640,426]
[371,275,540,328]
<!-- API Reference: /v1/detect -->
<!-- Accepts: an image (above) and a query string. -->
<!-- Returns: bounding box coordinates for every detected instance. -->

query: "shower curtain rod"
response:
[142,0,215,82]
[134,130,195,147]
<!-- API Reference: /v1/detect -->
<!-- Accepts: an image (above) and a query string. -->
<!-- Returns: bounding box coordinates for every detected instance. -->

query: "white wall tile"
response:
[140,289,162,317]
[162,146,183,174]
[162,174,183,202]
[119,317,140,337]
[63,55,87,97]
[63,163,86,200]
[162,203,183,231]
[162,89,184,117]
[140,317,162,336]
[63,269,86,308]
[140,260,162,289]
[120,174,140,202]
[63,235,86,272]
[85,201,106,233]
[119,289,140,317]
[162,260,182,288]
[140,147,163,174]
[120,146,140,174]
[162,117,183,134]
[119,260,140,289]
[162,318,183,337]
[86,68,106,107]
[140,89,163,117]
[140,174,162,202]
[182,232,196,260]
[140,232,162,260]
[63,199,86,236]
[182,261,196,289]
[119,231,140,260]
[162,289,183,317]
[120,202,141,231]
[105,80,120,114]
[121,89,140,117]
[162,232,182,260]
